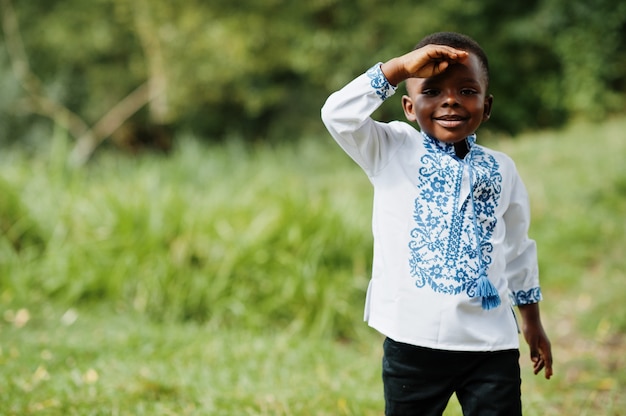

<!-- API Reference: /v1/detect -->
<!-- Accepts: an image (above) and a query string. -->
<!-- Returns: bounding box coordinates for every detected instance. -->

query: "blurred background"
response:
[1,0,625,414]
[1,0,625,157]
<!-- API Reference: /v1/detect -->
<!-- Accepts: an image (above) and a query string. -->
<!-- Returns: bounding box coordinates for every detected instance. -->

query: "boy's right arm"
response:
[320,45,468,174]
[320,63,399,175]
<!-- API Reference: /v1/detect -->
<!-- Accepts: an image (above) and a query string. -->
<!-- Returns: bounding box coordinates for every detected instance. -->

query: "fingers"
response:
[531,354,544,374]
[532,356,552,379]
[434,60,449,74]
[539,338,553,379]
[530,343,553,379]
[542,345,554,379]
[425,45,469,63]
[422,46,467,76]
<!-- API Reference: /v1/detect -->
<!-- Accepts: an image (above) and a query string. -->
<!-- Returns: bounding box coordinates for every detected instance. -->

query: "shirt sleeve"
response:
[321,63,403,176]
[503,170,543,305]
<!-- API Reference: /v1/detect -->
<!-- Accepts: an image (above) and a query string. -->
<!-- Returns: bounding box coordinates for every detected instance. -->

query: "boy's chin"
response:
[421,129,468,144]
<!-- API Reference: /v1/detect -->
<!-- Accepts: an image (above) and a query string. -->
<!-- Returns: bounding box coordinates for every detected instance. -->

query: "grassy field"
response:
[1,117,625,415]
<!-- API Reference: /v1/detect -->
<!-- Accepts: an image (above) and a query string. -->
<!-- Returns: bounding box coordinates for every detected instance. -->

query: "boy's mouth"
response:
[433,114,467,128]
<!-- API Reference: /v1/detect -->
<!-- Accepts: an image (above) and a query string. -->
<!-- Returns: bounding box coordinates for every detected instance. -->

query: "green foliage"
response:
[1,0,625,147]
[0,178,45,254]
[2,116,626,342]
[0,136,374,339]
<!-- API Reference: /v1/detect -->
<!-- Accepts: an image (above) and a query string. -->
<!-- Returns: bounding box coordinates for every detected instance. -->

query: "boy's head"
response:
[414,32,490,89]
[402,32,493,144]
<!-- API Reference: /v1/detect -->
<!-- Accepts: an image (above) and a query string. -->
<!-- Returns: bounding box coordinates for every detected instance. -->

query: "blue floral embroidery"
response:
[408,136,503,298]
[510,287,542,305]
[366,63,395,101]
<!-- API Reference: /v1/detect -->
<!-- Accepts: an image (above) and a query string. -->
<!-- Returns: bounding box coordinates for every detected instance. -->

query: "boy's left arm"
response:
[518,303,553,379]
[503,169,553,379]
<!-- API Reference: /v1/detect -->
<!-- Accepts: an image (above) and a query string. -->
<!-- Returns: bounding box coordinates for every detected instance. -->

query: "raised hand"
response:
[381,45,469,86]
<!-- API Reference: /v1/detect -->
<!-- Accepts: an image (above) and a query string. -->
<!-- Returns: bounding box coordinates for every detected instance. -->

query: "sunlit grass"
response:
[1,304,385,415]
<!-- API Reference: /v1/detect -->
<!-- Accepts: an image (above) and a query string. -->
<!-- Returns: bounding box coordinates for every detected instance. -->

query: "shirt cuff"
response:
[366,62,396,101]
[510,287,543,305]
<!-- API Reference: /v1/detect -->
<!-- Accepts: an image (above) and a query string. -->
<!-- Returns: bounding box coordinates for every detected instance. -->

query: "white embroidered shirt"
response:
[321,64,543,351]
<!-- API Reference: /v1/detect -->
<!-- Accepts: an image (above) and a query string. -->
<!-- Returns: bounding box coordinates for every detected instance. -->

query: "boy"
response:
[321,32,553,415]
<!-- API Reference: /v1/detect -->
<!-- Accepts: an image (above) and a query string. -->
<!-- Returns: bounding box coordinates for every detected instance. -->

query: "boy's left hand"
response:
[524,323,553,379]
[519,303,553,379]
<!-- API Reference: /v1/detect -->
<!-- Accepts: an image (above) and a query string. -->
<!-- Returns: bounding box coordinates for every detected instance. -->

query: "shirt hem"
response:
[368,322,520,352]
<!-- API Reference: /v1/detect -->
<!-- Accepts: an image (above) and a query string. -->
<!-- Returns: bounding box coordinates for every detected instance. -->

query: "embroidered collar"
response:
[420,131,477,158]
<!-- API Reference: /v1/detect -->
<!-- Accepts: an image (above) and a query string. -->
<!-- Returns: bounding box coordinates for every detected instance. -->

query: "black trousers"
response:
[382,338,522,416]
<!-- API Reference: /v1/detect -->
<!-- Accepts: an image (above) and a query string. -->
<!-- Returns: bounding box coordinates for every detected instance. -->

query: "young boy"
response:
[321,32,553,415]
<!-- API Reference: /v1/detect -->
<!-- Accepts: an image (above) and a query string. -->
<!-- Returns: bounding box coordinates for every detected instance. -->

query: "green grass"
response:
[1,303,624,416]
[1,117,626,415]
[0,305,383,415]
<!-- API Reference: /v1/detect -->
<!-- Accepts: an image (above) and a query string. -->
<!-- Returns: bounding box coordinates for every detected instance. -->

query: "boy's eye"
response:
[461,89,478,95]
[421,89,439,96]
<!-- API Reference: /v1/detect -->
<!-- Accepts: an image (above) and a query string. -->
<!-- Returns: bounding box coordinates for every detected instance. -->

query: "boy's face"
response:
[401,53,493,144]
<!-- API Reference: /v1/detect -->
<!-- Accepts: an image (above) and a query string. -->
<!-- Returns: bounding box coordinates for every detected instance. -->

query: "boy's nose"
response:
[442,91,460,107]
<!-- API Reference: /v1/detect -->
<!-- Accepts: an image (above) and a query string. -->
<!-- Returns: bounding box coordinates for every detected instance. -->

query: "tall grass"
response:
[1,134,374,339]
[1,117,625,340]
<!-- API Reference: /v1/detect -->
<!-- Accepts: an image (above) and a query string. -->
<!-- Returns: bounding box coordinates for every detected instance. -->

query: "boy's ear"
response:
[402,95,417,122]
[482,94,494,122]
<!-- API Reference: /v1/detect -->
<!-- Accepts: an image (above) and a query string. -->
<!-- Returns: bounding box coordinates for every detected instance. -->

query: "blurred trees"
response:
[1,0,625,158]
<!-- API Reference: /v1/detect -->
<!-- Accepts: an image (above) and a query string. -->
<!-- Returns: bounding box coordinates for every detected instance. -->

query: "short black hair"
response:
[415,32,489,88]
